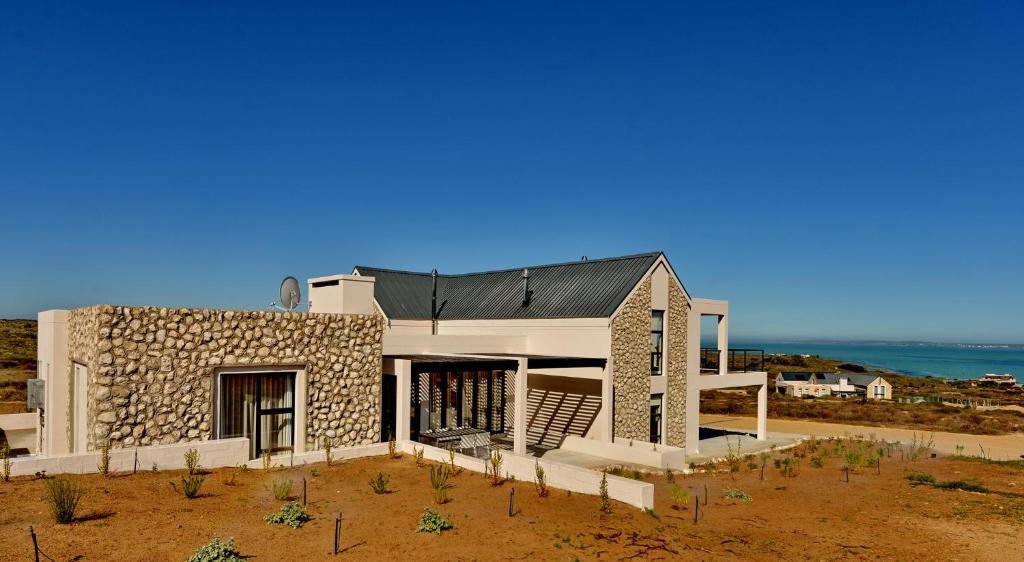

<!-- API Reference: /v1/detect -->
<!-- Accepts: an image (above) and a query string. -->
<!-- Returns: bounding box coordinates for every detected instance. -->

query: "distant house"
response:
[978,373,1017,386]
[776,372,891,400]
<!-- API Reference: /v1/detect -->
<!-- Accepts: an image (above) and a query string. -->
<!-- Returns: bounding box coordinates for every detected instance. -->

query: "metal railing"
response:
[700,348,765,373]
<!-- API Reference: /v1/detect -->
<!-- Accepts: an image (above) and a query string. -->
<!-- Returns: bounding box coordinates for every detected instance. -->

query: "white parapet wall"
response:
[0,412,39,455]
[558,435,687,470]
[244,442,390,469]
[400,441,654,510]
[9,438,250,477]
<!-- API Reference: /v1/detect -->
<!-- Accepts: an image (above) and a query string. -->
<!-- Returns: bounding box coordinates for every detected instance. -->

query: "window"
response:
[651,311,665,376]
[649,394,663,444]
[874,385,886,398]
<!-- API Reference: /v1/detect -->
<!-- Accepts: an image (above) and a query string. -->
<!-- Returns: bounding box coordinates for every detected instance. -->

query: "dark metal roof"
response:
[356,252,661,321]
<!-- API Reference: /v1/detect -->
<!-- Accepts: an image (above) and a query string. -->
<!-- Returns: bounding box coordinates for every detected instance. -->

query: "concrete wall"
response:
[37,310,69,455]
[525,373,603,446]
[610,278,652,441]
[9,437,250,477]
[61,306,382,453]
[558,434,686,470]
[0,412,38,455]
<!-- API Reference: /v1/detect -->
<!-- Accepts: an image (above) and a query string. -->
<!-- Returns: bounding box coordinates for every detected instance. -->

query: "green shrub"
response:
[935,480,990,493]
[670,483,689,510]
[413,445,425,467]
[810,455,824,469]
[186,536,245,562]
[97,440,111,477]
[664,468,674,483]
[181,475,205,499]
[534,460,549,497]
[265,502,310,528]
[907,473,937,485]
[598,472,611,513]
[271,477,293,500]
[778,457,799,478]
[46,477,84,524]
[1,443,10,482]
[323,436,333,467]
[368,471,390,494]
[430,465,451,504]
[722,487,752,502]
[184,447,201,475]
[417,508,454,534]
[489,449,504,486]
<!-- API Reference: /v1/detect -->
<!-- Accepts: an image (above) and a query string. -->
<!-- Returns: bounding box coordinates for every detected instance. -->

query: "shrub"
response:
[644,507,660,519]
[98,440,111,477]
[265,502,310,528]
[598,472,611,513]
[778,457,799,478]
[271,477,293,500]
[907,473,937,485]
[534,460,549,497]
[489,449,504,486]
[1,443,10,482]
[187,536,245,562]
[262,449,273,471]
[46,477,84,524]
[414,445,425,467]
[810,456,825,469]
[323,436,333,467]
[429,465,451,504]
[368,471,390,494]
[670,483,689,510]
[664,468,674,483]
[908,433,935,461]
[936,480,990,493]
[722,487,752,502]
[417,508,454,534]
[388,434,400,459]
[184,447,201,475]
[447,444,459,474]
[181,475,205,498]
[725,436,743,472]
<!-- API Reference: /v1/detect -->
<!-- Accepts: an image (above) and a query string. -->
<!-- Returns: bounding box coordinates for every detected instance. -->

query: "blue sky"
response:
[1,2,1022,343]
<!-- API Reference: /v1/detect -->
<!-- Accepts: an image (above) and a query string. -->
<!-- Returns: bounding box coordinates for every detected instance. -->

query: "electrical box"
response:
[26,378,45,410]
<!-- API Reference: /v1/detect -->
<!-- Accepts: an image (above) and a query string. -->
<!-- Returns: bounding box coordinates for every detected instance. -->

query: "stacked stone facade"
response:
[610,278,651,441]
[665,282,688,447]
[66,305,382,452]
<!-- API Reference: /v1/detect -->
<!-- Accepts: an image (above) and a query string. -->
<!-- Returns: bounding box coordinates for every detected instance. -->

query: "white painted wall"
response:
[559,434,687,470]
[37,309,69,455]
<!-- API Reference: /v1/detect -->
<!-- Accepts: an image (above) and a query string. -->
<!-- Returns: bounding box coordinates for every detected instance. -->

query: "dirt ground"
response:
[1,442,1022,561]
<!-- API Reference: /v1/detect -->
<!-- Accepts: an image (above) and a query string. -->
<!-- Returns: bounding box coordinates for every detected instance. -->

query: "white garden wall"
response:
[9,438,250,478]
[558,435,686,470]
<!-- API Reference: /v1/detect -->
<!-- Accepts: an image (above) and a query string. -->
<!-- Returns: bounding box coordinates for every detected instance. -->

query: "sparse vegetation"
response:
[45,476,84,524]
[262,449,272,471]
[184,447,201,475]
[368,471,390,494]
[271,477,293,500]
[907,472,937,485]
[388,434,400,459]
[1,443,10,482]
[534,460,549,497]
[598,472,611,513]
[778,457,799,478]
[98,439,111,477]
[417,508,454,534]
[935,480,990,493]
[430,465,451,504]
[413,445,425,467]
[187,536,245,562]
[671,483,689,510]
[723,487,752,502]
[488,449,504,486]
[323,436,333,466]
[181,475,205,498]
[265,502,310,528]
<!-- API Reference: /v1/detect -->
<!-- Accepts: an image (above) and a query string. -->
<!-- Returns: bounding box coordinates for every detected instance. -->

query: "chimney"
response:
[521,268,531,307]
[307,275,375,315]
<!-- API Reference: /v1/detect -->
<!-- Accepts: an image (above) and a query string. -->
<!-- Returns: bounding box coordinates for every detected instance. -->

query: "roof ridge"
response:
[356,251,661,278]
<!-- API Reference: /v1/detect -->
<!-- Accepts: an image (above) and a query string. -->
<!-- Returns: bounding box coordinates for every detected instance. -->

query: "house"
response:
[978,373,1018,386]
[22,251,768,475]
[776,371,892,400]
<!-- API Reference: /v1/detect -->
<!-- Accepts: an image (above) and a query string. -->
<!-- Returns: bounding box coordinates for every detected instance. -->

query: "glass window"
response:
[651,311,665,376]
[649,394,663,444]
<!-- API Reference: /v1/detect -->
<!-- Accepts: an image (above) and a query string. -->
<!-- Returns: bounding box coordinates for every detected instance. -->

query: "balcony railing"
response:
[700,348,765,373]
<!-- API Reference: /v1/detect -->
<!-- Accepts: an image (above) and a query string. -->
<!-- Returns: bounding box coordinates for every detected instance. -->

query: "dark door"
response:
[381,374,397,442]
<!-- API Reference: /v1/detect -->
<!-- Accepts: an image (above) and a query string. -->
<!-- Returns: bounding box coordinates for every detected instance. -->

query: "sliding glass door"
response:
[219,372,295,459]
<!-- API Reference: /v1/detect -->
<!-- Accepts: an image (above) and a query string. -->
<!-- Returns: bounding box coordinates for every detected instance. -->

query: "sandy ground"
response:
[1,443,1022,561]
[702,414,1024,461]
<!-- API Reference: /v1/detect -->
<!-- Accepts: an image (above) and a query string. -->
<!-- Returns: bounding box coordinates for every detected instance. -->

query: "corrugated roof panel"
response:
[357,252,661,320]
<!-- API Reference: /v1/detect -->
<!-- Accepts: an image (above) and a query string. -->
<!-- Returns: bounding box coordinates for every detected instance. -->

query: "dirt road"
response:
[702,414,1024,460]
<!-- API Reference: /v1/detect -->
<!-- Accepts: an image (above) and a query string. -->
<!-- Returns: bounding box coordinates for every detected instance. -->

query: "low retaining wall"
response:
[244,442,390,469]
[9,438,250,477]
[401,441,654,510]
[0,412,39,455]
[559,435,686,470]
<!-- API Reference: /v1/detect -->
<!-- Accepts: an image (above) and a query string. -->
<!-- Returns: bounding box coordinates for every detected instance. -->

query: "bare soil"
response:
[2,442,1022,561]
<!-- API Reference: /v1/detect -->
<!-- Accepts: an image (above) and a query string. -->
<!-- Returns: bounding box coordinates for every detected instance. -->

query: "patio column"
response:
[685,305,702,455]
[756,382,767,441]
[513,357,528,455]
[602,361,614,442]
[395,359,412,441]
[717,314,729,375]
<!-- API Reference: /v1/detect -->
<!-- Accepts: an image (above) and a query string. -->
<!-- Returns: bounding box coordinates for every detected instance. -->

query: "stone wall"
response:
[67,306,101,451]
[610,278,651,441]
[665,282,688,448]
[66,306,382,452]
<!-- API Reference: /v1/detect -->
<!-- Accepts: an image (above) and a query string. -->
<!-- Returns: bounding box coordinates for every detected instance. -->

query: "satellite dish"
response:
[279,276,302,310]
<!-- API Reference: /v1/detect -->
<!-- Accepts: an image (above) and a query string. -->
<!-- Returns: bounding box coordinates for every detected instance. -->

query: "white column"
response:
[513,357,529,455]
[717,314,729,375]
[756,383,768,440]
[685,306,702,456]
[395,359,412,441]
[601,361,614,442]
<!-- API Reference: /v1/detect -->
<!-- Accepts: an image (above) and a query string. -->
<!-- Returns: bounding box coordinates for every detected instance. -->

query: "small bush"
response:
[936,480,990,493]
[414,445,425,467]
[1,443,10,482]
[489,449,504,486]
[447,444,459,474]
[323,436,333,467]
[368,471,390,494]
[262,449,272,471]
[46,477,84,524]
[722,487,752,502]
[725,436,743,472]
[271,477,293,500]
[644,507,660,519]
[778,457,799,478]
[388,434,400,459]
[181,475,205,498]
[671,483,689,510]
[534,460,549,497]
[417,508,454,534]
[265,502,310,528]
[187,536,245,562]
[185,447,201,475]
[664,468,674,483]
[598,472,611,513]
[97,440,111,477]
[430,465,451,504]
[907,473,937,485]
[810,455,824,469]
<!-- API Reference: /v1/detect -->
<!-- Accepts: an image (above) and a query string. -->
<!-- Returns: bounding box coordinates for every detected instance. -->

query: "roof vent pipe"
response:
[581,255,588,261]
[431,268,438,335]
[521,268,531,307]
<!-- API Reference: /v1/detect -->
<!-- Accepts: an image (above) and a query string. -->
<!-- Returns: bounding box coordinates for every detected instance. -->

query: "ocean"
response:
[729,341,1024,383]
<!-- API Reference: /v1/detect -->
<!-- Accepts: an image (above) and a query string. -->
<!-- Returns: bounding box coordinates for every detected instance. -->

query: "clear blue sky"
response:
[1,2,1022,343]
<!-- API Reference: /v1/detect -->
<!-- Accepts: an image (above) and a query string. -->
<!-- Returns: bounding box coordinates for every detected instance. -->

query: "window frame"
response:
[650,310,665,376]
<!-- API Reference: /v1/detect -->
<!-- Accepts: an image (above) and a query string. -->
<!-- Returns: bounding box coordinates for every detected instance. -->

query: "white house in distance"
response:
[10,252,771,508]
[775,371,892,400]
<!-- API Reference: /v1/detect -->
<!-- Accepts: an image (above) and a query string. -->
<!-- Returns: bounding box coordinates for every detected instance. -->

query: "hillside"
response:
[0,319,36,413]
